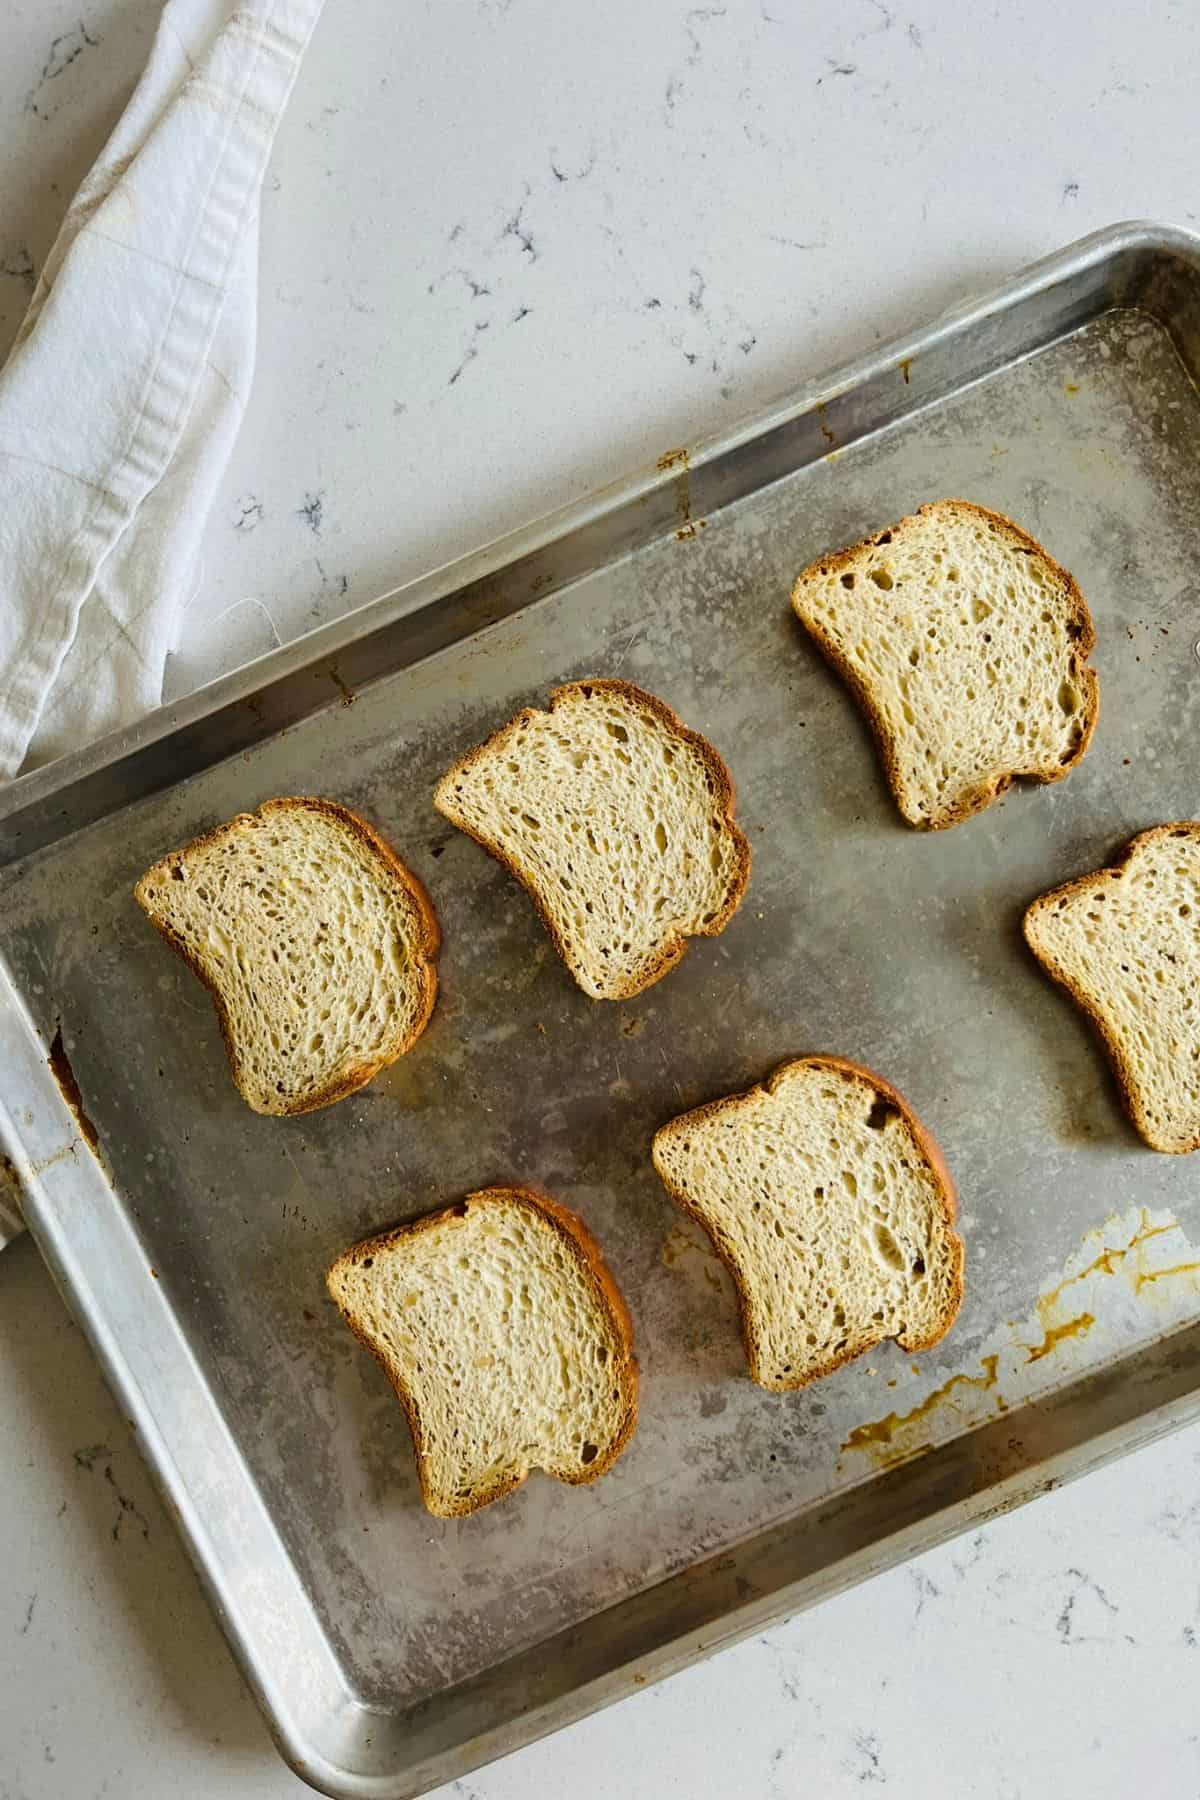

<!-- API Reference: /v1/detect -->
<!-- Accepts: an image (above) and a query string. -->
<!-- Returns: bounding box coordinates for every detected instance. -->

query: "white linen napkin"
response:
[0,0,324,780]
[0,0,324,1246]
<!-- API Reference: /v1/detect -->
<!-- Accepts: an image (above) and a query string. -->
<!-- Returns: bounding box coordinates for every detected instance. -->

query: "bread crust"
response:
[326,1186,640,1517]
[652,1054,965,1390]
[791,499,1100,829]
[1023,822,1200,1154]
[434,678,751,999]
[134,796,440,1116]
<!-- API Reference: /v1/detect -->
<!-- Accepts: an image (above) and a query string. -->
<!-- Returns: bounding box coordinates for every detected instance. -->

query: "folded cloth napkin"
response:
[0,0,324,1246]
[0,0,324,781]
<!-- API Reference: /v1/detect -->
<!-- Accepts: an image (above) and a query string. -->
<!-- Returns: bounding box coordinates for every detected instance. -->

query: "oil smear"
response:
[839,1207,1200,1472]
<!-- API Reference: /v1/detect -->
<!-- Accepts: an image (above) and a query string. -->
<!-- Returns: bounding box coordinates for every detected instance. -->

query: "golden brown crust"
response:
[326,1186,639,1517]
[652,1055,965,1391]
[791,499,1100,830]
[434,678,751,999]
[134,796,440,1116]
[1023,822,1200,1155]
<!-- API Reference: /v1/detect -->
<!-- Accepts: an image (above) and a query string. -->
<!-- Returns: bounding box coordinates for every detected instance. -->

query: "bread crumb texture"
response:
[434,679,750,999]
[792,499,1098,828]
[653,1057,964,1391]
[1025,823,1200,1153]
[327,1187,638,1517]
[135,797,438,1115]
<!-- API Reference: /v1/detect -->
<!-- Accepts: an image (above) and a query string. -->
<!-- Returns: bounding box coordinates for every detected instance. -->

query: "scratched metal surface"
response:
[3,231,1200,1792]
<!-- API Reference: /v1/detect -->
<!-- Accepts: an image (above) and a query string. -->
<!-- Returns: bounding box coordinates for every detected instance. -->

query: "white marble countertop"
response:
[3,1,1200,1794]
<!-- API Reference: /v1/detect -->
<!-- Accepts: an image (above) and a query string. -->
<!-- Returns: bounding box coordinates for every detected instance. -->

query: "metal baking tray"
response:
[4,222,1200,1799]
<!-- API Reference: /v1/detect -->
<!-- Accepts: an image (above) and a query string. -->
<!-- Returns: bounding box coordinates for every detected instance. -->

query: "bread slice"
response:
[326,1186,639,1517]
[1024,823,1200,1153]
[652,1056,964,1390]
[791,499,1099,829]
[135,797,439,1115]
[434,679,750,1000]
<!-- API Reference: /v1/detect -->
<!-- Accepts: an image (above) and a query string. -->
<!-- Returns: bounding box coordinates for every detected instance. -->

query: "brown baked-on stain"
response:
[1023,1312,1094,1362]
[655,446,706,542]
[48,1026,101,1161]
[326,665,357,707]
[899,358,912,385]
[843,1212,1192,1462]
[1038,1214,1177,1305]
[841,1355,1000,1465]
[1011,1213,1184,1367]
[1136,1261,1200,1292]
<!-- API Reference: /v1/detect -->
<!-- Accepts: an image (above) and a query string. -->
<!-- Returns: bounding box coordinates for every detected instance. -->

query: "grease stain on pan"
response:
[839,1208,1200,1471]
[655,446,707,541]
[48,1025,102,1162]
[841,1354,1001,1462]
[662,1222,728,1295]
[325,665,357,707]
[1022,1312,1095,1362]
[1036,1212,1178,1300]
[1137,1260,1200,1291]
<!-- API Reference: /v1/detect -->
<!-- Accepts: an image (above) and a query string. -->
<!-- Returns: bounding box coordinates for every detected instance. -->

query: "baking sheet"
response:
[3,224,1200,1798]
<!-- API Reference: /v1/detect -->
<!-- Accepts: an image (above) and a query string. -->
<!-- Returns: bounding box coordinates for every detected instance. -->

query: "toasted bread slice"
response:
[434,679,750,1000]
[1024,823,1200,1153]
[135,797,439,1115]
[652,1056,964,1390]
[791,499,1099,828]
[327,1186,639,1517]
